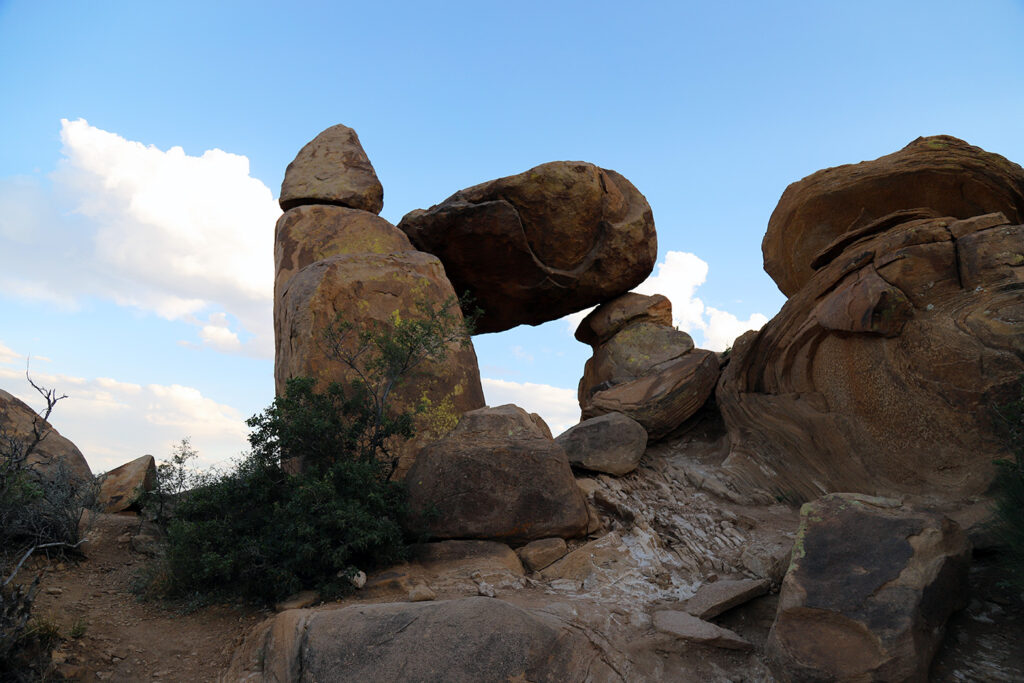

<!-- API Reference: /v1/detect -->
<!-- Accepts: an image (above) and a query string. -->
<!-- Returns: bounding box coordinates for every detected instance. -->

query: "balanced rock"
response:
[0,388,92,485]
[555,412,647,476]
[718,208,1024,502]
[279,124,384,214]
[275,251,485,477]
[766,493,971,682]
[405,405,588,543]
[763,135,1024,296]
[225,597,617,683]
[398,161,657,333]
[578,294,720,439]
[97,454,156,513]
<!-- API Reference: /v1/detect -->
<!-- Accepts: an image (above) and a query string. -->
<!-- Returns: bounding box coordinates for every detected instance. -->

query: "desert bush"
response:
[1,376,94,680]
[156,297,473,604]
[991,374,1024,591]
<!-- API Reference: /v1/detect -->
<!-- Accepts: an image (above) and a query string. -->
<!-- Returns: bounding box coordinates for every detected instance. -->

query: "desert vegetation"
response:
[142,297,474,604]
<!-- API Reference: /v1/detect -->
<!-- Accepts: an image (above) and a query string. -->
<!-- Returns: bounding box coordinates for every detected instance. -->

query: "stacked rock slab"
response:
[718,136,1024,503]
[274,125,485,478]
[398,161,657,333]
[0,388,92,486]
[576,293,720,440]
[405,405,589,544]
[767,493,970,681]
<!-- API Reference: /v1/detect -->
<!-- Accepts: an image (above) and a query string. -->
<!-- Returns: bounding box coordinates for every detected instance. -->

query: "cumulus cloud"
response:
[481,377,579,436]
[563,251,769,352]
[0,344,248,473]
[0,119,280,357]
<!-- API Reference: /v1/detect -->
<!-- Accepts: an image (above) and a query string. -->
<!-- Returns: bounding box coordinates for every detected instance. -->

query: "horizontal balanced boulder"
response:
[399,161,657,333]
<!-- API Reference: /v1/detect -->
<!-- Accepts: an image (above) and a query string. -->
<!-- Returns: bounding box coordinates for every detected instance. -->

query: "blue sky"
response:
[2,1,1023,472]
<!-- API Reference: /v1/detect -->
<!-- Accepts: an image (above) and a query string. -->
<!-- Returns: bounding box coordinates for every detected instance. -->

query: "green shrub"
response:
[991,374,1024,590]
[157,297,473,604]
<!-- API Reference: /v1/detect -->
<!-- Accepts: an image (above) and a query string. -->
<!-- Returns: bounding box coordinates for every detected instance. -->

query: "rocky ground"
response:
[19,436,1024,681]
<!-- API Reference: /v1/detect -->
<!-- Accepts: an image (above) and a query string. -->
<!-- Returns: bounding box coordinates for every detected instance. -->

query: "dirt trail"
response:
[25,512,264,682]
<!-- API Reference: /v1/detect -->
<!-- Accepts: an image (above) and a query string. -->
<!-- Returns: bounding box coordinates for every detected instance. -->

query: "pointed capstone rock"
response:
[279,124,384,214]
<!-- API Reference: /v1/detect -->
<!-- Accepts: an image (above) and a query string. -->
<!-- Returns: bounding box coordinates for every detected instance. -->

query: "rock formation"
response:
[405,405,589,543]
[763,135,1024,297]
[274,125,486,477]
[767,493,971,681]
[278,123,384,214]
[0,388,92,485]
[577,293,720,439]
[398,161,657,333]
[718,136,1024,503]
[555,412,648,476]
[97,454,156,513]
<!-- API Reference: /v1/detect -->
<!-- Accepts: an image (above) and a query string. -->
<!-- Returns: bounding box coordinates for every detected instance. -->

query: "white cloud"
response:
[0,341,19,366]
[0,357,248,474]
[562,250,769,352]
[0,119,280,357]
[481,377,579,437]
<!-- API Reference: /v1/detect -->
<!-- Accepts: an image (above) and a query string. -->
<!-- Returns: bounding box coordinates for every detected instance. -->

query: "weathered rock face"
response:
[398,161,657,333]
[719,210,1024,502]
[278,124,384,214]
[578,294,720,440]
[273,204,413,302]
[405,405,589,543]
[97,454,156,513]
[555,412,648,476]
[225,597,618,682]
[766,493,971,682]
[763,135,1024,297]
[0,388,92,485]
[275,251,485,477]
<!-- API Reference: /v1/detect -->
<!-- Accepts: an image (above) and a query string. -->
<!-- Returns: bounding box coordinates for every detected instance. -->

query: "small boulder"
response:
[539,532,635,590]
[679,578,770,620]
[279,124,384,214]
[766,493,971,682]
[405,405,588,543]
[97,455,156,513]
[555,412,647,476]
[653,610,753,651]
[516,538,568,572]
[575,292,673,347]
[399,161,657,333]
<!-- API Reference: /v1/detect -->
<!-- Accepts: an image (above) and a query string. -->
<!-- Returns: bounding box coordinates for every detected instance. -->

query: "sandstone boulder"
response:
[653,610,753,651]
[766,493,971,682]
[763,135,1024,296]
[275,251,486,477]
[577,294,720,439]
[278,123,384,214]
[273,204,413,302]
[515,537,568,572]
[679,578,770,620]
[555,412,648,476]
[0,388,92,485]
[97,454,156,513]
[405,405,588,543]
[225,597,618,682]
[718,210,1024,502]
[398,161,657,333]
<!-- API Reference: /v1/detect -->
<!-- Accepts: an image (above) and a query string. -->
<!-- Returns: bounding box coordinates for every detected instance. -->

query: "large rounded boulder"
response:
[398,161,657,333]
[763,135,1024,296]
[278,123,384,214]
[0,388,92,485]
[405,405,589,543]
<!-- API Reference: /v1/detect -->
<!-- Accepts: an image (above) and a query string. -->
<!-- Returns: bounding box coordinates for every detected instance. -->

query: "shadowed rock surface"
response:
[278,124,384,214]
[766,493,971,682]
[555,412,648,476]
[97,454,156,513]
[225,597,620,682]
[406,405,588,543]
[399,161,657,333]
